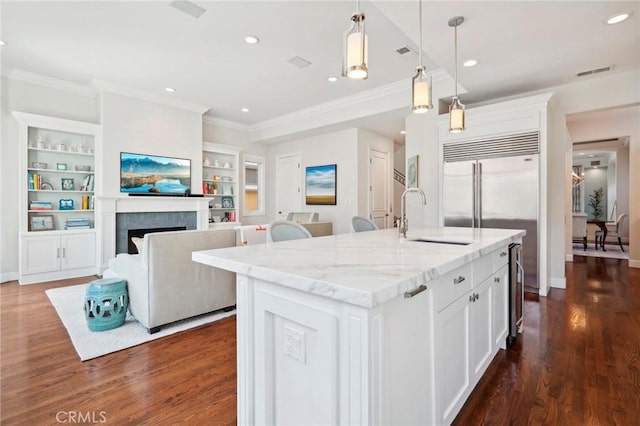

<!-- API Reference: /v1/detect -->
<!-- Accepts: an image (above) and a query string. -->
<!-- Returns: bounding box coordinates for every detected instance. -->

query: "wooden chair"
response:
[595,213,627,251]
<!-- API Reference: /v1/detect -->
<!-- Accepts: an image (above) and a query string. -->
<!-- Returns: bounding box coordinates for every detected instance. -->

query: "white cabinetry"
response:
[202,142,240,227]
[14,112,101,284]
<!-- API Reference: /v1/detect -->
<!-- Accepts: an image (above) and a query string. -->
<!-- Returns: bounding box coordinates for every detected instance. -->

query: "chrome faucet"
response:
[399,187,427,238]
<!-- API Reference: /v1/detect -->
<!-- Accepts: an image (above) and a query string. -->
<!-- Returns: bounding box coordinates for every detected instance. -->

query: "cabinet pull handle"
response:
[469,294,474,302]
[494,277,500,283]
[404,285,427,298]
[62,248,66,258]
[57,248,60,259]
[475,293,479,301]
[453,276,465,285]
[500,251,507,257]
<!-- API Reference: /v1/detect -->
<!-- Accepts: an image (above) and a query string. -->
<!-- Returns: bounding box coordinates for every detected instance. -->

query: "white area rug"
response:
[46,283,236,361]
[572,243,629,260]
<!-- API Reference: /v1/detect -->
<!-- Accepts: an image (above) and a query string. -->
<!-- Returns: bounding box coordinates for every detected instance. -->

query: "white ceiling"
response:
[2,1,639,144]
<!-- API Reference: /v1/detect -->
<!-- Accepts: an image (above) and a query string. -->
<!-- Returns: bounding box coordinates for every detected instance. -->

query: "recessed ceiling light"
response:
[463,59,478,67]
[400,130,406,135]
[245,35,260,45]
[241,108,249,113]
[165,87,176,93]
[328,77,338,82]
[605,12,630,25]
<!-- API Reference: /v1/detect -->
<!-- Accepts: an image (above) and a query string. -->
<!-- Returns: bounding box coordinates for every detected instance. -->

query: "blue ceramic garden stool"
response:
[84,278,129,331]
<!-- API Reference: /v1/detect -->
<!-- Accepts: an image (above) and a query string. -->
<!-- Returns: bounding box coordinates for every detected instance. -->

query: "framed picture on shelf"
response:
[56,163,67,170]
[305,164,337,205]
[221,196,234,209]
[59,199,74,210]
[30,215,55,231]
[61,178,74,190]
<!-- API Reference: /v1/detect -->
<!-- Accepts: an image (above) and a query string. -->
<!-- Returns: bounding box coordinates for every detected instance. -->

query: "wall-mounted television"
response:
[120,152,191,195]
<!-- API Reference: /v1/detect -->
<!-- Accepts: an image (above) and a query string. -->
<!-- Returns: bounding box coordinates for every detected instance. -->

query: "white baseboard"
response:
[629,259,640,269]
[1,272,19,283]
[565,254,573,262]
[550,276,566,289]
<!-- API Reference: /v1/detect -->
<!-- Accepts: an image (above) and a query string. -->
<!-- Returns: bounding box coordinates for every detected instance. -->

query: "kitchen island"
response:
[193,226,525,425]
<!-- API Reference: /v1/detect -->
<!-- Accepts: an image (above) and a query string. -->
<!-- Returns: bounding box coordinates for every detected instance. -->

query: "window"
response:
[243,155,265,216]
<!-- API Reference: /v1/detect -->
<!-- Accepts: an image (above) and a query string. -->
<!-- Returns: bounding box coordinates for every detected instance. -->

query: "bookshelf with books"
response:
[14,111,101,284]
[202,142,240,228]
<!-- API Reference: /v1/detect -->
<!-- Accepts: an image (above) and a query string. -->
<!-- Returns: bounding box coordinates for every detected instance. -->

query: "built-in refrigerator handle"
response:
[478,162,483,228]
[471,162,477,228]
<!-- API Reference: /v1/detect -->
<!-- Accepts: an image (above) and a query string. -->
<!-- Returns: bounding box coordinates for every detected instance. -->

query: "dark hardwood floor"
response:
[1,256,638,425]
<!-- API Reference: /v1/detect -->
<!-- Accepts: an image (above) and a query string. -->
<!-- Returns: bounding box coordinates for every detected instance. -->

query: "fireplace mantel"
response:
[96,196,210,271]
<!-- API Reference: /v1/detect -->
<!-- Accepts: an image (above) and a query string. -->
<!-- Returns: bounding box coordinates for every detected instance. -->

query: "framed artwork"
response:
[56,163,67,170]
[30,215,55,231]
[305,164,337,205]
[221,196,234,209]
[61,178,74,191]
[59,199,74,210]
[407,155,419,188]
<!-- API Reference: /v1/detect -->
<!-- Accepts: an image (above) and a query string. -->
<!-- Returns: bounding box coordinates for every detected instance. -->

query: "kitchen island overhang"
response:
[193,226,525,425]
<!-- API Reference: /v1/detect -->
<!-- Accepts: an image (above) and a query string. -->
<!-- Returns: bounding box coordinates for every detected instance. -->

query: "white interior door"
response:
[369,148,390,229]
[275,153,302,221]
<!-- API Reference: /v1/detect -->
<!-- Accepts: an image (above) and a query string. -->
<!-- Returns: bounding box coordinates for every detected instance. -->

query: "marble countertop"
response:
[192,227,525,309]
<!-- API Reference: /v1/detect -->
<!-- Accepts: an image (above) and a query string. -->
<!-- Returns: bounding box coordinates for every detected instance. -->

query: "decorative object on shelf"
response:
[407,155,419,188]
[61,178,75,190]
[214,160,220,167]
[36,136,45,149]
[411,0,432,113]
[30,215,55,231]
[221,176,232,182]
[221,196,234,209]
[448,16,465,133]
[204,157,210,167]
[59,198,74,210]
[213,175,220,181]
[56,142,66,151]
[75,165,91,171]
[32,162,48,169]
[305,164,337,205]
[214,203,222,208]
[211,215,222,223]
[342,0,368,80]
[57,163,68,170]
[223,161,232,168]
[40,182,54,191]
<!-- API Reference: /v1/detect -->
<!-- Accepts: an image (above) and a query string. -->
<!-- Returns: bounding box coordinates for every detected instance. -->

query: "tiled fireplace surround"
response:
[96,196,210,270]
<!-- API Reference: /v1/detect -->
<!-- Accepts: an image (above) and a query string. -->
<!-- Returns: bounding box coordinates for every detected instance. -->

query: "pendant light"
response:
[448,16,465,133]
[343,0,368,80]
[411,0,432,113]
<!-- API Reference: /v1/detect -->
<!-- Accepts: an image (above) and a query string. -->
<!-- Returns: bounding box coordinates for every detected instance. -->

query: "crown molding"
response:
[253,69,450,132]
[202,115,252,132]
[91,78,210,114]
[5,69,98,98]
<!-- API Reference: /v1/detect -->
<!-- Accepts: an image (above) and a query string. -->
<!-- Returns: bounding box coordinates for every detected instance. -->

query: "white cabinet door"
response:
[62,233,96,270]
[435,293,471,425]
[470,277,493,383]
[492,265,509,351]
[22,235,60,274]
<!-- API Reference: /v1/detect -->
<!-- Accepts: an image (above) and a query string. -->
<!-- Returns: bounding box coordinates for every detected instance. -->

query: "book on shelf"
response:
[29,201,53,210]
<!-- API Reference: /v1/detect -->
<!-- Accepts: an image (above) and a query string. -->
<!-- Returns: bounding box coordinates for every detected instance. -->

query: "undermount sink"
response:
[409,238,472,246]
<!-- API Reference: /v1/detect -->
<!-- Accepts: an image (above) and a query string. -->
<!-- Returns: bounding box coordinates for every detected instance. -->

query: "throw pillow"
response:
[131,237,144,254]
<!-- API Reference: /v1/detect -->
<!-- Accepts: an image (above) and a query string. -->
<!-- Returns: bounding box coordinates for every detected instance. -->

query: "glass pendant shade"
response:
[449,97,465,133]
[412,66,432,113]
[343,13,368,80]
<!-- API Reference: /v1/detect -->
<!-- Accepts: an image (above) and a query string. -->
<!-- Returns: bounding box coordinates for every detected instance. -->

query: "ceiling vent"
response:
[170,1,206,19]
[590,160,601,166]
[396,45,414,55]
[576,66,612,77]
[288,56,312,69]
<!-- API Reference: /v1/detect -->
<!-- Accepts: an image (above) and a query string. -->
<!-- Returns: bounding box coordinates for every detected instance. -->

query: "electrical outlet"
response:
[284,325,306,364]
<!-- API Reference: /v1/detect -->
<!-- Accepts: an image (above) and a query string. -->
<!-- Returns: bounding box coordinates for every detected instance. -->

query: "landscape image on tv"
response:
[120,152,191,194]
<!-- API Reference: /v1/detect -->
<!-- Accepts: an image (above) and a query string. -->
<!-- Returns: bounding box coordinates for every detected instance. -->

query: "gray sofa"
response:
[106,229,236,333]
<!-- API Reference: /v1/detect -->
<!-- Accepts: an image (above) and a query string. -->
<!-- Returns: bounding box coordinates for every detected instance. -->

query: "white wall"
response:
[583,168,608,221]
[0,77,99,282]
[266,129,359,235]
[101,92,203,197]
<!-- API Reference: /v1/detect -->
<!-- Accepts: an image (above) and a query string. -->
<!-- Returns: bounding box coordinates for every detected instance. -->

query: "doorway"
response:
[369,148,391,229]
[275,153,302,221]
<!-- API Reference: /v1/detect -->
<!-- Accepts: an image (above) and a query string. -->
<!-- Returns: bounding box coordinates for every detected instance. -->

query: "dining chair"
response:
[571,213,587,250]
[267,220,313,242]
[351,216,379,232]
[595,213,627,252]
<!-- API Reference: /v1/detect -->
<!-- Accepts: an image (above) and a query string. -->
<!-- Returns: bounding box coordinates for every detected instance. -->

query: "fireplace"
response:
[115,211,197,254]
[127,226,187,254]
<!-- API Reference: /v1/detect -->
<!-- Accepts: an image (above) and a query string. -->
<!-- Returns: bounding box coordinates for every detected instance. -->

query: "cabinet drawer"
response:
[472,255,493,287]
[492,246,509,271]
[434,263,472,312]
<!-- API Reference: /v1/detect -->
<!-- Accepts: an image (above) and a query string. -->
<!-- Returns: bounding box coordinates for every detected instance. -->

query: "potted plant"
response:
[588,187,604,220]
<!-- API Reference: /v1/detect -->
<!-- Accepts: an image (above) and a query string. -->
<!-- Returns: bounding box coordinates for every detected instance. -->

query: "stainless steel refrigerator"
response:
[443,151,539,291]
